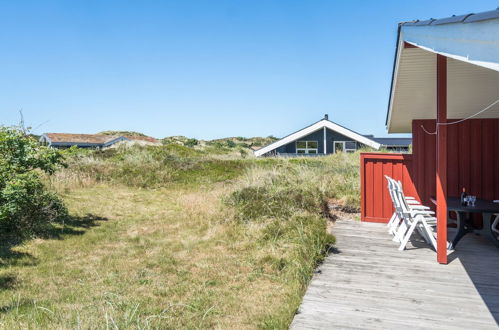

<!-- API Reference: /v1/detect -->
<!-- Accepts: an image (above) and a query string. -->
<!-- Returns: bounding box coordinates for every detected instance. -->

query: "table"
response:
[432,197,499,250]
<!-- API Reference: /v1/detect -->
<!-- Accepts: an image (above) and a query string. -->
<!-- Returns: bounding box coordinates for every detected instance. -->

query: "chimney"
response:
[324,114,328,120]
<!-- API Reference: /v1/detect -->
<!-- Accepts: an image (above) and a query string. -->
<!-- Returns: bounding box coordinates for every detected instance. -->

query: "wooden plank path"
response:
[291,220,499,329]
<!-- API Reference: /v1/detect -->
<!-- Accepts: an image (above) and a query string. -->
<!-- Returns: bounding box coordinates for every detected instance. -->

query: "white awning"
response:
[386,11,499,133]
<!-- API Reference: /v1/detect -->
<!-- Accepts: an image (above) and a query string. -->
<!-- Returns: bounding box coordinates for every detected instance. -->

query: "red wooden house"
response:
[360,9,499,264]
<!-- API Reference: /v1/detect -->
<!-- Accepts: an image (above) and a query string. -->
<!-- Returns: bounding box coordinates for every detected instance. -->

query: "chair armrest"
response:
[410,205,431,210]
[410,210,435,216]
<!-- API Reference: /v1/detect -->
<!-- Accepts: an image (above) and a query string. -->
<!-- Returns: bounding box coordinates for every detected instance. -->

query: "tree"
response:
[0,126,67,236]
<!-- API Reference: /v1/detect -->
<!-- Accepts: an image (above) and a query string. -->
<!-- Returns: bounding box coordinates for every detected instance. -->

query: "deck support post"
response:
[436,54,448,264]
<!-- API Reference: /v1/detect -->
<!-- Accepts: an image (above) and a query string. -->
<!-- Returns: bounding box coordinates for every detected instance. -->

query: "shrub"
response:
[0,127,67,236]
[185,138,199,147]
[225,140,236,148]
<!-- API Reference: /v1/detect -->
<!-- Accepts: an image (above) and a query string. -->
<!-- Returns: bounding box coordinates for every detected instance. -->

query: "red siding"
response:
[361,118,499,223]
[360,153,417,223]
[412,118,499,205]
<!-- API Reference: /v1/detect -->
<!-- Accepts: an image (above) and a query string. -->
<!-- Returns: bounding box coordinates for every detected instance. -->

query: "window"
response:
[296,141,318,154]
[345,141,357,153]
[334,141,357,153]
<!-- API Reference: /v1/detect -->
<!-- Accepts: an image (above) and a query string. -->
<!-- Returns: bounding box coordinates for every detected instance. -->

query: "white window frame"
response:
[334,141,357,153]
[296,140,318,154]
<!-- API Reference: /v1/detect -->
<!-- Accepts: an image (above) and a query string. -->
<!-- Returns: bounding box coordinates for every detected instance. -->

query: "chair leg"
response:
[416,224,431,244]
[492,215,499,237]
[387,212,397,228]
[420,220,437,250]
[388,215,400,235]
[399,220,417,251]
[394,220,409,243]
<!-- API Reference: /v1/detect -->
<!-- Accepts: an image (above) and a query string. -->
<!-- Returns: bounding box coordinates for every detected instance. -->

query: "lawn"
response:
[0,145,360,329]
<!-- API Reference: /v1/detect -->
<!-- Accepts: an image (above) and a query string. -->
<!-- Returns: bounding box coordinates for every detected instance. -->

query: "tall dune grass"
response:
[7,145,363,328]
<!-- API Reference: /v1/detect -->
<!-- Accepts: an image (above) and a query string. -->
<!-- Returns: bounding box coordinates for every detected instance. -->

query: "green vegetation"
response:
[0,139,361,329]
[98,130,146,136]
[0,127,66,237]
[161,135,279,153]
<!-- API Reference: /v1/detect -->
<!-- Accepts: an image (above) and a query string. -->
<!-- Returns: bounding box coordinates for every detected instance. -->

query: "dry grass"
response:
[0,148,362,329]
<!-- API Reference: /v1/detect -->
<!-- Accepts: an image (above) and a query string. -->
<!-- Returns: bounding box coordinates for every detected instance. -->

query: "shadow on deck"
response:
[291,220,499,329]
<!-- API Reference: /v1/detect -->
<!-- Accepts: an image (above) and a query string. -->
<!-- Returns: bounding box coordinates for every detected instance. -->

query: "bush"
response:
[185,138,199,147]
[0,127,67,236]
[225,140,236,148]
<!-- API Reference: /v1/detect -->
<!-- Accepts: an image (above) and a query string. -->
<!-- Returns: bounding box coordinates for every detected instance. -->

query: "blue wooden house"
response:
[254,115,411,157]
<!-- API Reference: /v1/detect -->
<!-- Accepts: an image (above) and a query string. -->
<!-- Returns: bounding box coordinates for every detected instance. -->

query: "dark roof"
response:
[371,137,412,147]
[400,8,499,26]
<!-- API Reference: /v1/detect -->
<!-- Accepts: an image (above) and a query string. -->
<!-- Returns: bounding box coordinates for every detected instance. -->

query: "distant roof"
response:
[371,137,412,147]
[254,116,381,156]
[42,133,159,146]
[44,133,120,144]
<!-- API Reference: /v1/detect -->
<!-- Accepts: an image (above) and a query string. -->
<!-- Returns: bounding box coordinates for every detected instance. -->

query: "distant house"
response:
[253,115,411,157]
[39,133,159,149]
[363,136,412,153]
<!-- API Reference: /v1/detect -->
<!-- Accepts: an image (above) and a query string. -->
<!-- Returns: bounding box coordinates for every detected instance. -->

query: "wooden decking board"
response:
[291,219,499,329]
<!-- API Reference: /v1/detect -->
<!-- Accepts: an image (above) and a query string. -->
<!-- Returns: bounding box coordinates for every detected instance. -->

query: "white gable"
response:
[254,120,381,157]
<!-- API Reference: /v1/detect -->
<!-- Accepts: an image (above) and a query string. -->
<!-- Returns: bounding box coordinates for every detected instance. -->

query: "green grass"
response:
[0,146,361,329]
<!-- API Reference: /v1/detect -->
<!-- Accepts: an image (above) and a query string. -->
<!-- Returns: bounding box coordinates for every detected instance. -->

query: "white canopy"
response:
[386,10,499,133]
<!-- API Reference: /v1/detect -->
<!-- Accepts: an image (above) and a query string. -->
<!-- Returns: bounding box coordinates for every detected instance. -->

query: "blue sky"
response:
[1,1,497,139]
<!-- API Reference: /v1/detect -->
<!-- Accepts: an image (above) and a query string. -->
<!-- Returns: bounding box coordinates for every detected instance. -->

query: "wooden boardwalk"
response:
[291,220,499,330]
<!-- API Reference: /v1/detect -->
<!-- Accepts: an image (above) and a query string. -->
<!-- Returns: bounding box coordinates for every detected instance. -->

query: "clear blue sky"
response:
[1,1,497,139]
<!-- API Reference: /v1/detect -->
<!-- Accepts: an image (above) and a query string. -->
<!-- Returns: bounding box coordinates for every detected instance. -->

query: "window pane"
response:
[297,149,306,154]
[308,149,317,154]
[296,141,307,149]
[345,141,357,150]
[334,142,344,152]
[307,141,318,148]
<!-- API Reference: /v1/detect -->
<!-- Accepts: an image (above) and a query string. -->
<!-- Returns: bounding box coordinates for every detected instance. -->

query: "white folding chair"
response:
[394,180,438,250]
[492,214,499,239]
[384,176,433,238]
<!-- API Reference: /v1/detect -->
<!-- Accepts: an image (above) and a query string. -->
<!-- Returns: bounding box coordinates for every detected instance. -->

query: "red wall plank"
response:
[360,153,415,223]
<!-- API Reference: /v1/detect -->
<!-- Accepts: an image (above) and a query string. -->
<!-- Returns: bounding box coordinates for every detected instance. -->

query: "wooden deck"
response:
[291,220,499,329]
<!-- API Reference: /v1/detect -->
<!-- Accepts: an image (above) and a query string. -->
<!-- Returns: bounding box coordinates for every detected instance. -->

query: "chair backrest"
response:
[385,176,404,215]
[393,180,411,214]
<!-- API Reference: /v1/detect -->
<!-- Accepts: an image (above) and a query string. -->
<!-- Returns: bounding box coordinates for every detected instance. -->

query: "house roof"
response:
[386,8,499,133]
[253,117,381,157]
[42,133,160,146]
[44,133,121,144]
[370,137,412,147]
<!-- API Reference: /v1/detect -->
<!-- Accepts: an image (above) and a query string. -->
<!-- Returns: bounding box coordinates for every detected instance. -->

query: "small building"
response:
[39,133,159,149]
[254,115,411,157]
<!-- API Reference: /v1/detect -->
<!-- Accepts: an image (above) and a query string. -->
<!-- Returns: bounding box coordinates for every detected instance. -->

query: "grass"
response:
[0,145,361,329]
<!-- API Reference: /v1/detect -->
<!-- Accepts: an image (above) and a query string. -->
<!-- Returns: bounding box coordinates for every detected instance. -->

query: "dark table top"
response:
[431,196,499,213]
